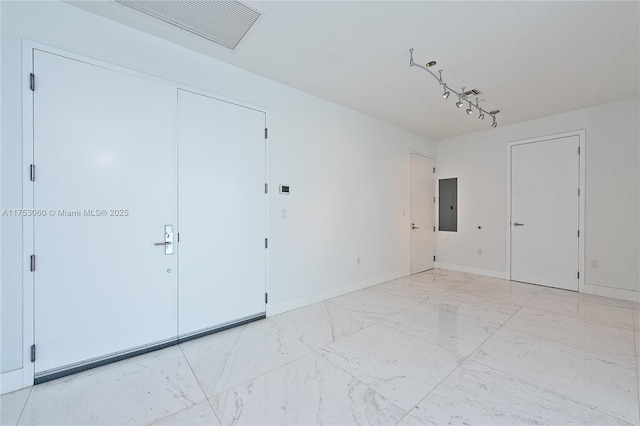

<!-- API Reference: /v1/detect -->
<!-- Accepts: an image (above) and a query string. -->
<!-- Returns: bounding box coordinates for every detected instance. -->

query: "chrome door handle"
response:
[155,225,175,255]
[513,222,524,226]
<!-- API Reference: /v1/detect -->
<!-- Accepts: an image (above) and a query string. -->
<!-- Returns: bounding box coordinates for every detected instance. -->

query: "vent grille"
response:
[115,0,261,50]
[463,88,482,97]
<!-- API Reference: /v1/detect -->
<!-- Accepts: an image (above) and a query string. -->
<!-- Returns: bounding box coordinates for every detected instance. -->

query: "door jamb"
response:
[505,130,586,292]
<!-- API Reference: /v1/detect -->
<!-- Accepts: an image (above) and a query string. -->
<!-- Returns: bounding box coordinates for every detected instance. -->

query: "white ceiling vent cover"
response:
[115,0,261,50]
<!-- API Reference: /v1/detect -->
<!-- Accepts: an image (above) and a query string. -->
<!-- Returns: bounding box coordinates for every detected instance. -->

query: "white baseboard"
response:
[434,262,509,280]
[1,369,26,395]
[267,269,410,316]
[583,283,639,303]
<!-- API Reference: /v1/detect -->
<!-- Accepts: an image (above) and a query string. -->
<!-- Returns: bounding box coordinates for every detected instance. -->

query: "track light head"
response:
[456,94,463,108]
[490,110,500,115]
[466,101,474,115]
[479,111,485,120]
[425,60,436,68]
[442,84,450,99]
[491,121,498,128]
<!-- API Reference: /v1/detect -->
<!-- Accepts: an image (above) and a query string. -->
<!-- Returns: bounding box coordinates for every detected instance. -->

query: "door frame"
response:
[505,130,585,292]
[21,40,270,389]
[409,152,435,274]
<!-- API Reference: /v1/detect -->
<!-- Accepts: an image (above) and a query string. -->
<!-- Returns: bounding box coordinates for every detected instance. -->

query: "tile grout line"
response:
[14,386,33,426]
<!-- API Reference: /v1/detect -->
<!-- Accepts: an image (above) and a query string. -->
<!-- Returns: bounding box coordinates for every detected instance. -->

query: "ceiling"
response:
[69,1,640,140]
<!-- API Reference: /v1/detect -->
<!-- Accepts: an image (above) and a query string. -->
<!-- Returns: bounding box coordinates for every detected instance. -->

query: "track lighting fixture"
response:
[409,49,501,129]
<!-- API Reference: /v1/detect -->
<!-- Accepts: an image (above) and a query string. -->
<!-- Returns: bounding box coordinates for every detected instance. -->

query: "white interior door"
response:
[510,136,580,290]
[410,154,435,274]
[33,50,178,375]
[177,90,266,336]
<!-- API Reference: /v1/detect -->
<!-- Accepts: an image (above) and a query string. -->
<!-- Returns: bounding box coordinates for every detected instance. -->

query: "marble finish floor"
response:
[2,269,639,425]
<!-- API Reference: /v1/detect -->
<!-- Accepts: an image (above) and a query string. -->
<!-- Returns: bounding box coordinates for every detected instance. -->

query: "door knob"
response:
[513,222,524,226]
[411,223,420,230]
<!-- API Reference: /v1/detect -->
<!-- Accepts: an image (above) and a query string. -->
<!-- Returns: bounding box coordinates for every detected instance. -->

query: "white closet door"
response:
[410,154,435,274]
[33,50,178,375]
[178,90,266,336]
[511,135,580,290]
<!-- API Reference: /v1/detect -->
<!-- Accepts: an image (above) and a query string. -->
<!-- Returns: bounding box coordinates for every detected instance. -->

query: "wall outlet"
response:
[590,259,599,269]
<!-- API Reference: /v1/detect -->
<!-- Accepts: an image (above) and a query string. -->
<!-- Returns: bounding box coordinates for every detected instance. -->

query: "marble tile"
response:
[18,346,205,426]
[1,387,31,426]
[382,302,499,356]
[210,353,406,425]
[328,287,421,322]
[538,287,635,309]
[151,400,220,426]
[320,323,463,411]
[504,307,636,361]
[526,292,635,330]
[269,301,369,350]
[470,328,639,424]
[452,280,537,306]
[180,319,312,398]
[420,292,518,326]
[411,360,631,425]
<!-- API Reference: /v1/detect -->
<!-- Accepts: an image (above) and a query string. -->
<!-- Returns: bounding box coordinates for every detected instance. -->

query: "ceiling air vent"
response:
[463,88,482,97]
[115,0,261,50]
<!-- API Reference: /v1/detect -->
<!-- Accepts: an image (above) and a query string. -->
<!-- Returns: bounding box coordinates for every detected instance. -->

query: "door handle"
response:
[155,225,174,255]
[513,222,524,227]
[411,223,420,230]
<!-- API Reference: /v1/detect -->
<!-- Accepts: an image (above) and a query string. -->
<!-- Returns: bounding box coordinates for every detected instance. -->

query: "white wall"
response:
[0,1,434,386]
[435,98,640,301]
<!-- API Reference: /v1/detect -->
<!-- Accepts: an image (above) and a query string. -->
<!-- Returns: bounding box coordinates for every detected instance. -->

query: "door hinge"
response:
[578,188,580,196]
[577,271,580,279]
[433,226,436,232]
[177,232,180,243]
[265,293,268,304]
[30,255,36,272]
[578,146,581,155]
[433,196,436,203]
[265,238,268,249]
[433,167,436,173]
[578,230,580,238]
[30,164,35,181]
[265,128,268,139]
[433,255,436,261]
[31,344,36,362]
[265,183,268,194]
[29,73,35,91]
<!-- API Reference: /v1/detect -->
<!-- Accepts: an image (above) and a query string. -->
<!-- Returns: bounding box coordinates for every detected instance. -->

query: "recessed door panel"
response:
[178,90,266,336]
[33,50,178,374]
[511,136,579,290]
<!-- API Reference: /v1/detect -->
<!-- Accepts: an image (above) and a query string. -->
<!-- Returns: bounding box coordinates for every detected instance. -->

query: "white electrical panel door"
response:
[511,136,580,291]
[32,50,178,375]
[410,154,435,274]
[177,90,266,336]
